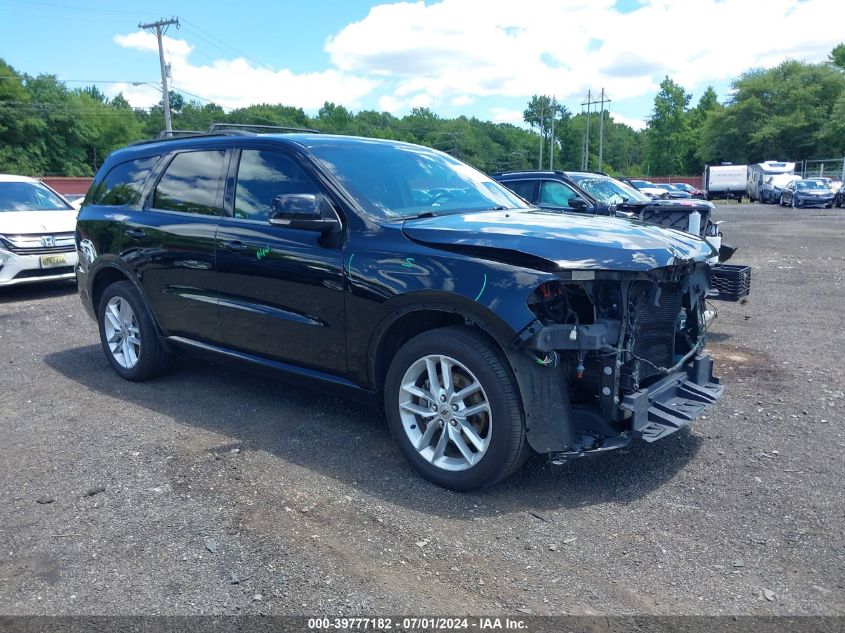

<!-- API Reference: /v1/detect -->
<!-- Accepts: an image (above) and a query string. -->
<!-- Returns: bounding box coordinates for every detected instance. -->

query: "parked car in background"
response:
[779,179,836,208]
[760,174,800,204]
[63,193,86,210]
[805,177,842,195]
[670,182,705,199]
[0,174,78,287]
[76,130,724,490]
[654,183,692,199]
[836,184,845,208]
[621,178,669,200]
[491,170,734,264]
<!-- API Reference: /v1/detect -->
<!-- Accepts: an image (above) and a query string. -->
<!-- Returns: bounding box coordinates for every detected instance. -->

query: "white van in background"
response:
[704,164,747,201]
[747,161,795,202]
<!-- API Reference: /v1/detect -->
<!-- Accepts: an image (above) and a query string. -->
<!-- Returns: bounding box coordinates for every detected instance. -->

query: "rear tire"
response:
[97,281,172,382]
[383,326,529,490]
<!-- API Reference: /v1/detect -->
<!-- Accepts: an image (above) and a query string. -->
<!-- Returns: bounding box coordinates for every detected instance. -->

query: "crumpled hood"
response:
[0,210,78,235]
[402,209,716,271]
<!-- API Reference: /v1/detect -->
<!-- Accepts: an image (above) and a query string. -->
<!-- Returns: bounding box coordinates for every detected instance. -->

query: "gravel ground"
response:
[0,203,843,617]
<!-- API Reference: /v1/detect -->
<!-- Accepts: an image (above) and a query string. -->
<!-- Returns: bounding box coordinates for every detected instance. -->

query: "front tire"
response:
[384,326,529,490]
[97,281,172,382]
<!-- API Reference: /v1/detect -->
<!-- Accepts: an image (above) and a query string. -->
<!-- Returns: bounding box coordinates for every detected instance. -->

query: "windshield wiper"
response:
[397,211,439,220]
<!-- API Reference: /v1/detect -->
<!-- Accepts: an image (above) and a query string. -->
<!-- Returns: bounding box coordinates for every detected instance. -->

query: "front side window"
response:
[309,142,528,220]
[91,156,160,206]
[0,181,72,212]
[538,181,582,208]
[153,150,226,215]
[234,150,320,221]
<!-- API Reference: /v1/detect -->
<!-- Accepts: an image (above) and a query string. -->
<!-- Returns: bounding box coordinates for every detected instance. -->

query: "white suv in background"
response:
[0,175,79,287]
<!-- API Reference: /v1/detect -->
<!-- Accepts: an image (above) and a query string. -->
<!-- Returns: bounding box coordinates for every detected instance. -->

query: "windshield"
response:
[309,141,528,220]
[0,181,72,212]
[797,180,829,191]
[631,179,655,188]
[656,183,677,191]
[568,174,651,205]
[769,174,797,188]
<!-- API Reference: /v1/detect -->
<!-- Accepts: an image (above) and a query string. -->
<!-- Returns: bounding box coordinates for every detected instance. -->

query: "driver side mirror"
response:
[568,197,590,210]
[269,194,340,234]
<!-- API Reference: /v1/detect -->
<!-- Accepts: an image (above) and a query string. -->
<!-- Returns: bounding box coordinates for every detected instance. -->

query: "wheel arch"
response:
[89,263,167,342]
[366,293,522,395]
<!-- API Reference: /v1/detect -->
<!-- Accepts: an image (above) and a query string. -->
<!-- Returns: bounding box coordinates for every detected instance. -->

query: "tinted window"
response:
[153,150,226,215]
[234,150,320,221]
[0,181,72,212]
[91,156,159,206]
[502,180,537,202]
[539,181,581,208]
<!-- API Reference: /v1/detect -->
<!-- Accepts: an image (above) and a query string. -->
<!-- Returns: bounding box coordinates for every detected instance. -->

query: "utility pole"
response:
[598,88,610,170]
[549,96,556,170]
[581,89,611,171]
[582,90,591,170]
[538,104,544,169]
[139,17,179,136]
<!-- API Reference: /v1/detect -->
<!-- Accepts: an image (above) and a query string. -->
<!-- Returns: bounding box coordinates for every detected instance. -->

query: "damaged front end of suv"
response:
[515,262,720,461]
[401,209,723,465]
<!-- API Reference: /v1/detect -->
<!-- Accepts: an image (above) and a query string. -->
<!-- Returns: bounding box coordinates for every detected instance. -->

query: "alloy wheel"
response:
[103,296,141,369]
[398,354,492,471]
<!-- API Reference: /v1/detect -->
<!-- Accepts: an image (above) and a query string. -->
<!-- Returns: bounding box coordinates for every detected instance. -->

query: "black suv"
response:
[76,130,722,490]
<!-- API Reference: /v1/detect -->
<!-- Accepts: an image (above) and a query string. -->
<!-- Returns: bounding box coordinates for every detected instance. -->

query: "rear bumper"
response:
[622,353,722,442]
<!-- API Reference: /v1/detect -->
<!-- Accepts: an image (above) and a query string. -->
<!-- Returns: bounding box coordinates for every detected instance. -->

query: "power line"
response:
[179,18,277,72]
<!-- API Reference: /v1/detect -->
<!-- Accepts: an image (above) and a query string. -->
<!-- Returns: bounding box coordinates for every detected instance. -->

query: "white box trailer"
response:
[704,164,747,201]
[747,161,795,201]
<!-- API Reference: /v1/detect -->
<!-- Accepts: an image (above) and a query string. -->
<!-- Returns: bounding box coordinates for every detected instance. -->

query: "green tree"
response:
[645,76,691,175]
[828,43,845,70]
[700,59,845,163]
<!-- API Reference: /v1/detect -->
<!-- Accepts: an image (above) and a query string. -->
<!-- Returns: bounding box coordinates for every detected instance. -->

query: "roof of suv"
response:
[108,132,441,165]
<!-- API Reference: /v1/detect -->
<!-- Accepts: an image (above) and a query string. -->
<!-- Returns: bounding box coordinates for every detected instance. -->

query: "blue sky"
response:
[1,0,841,130]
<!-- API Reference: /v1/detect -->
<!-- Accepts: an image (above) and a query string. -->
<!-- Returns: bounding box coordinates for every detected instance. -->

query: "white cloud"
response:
[111,30,379,111]
[489,108,525,124]
[109,0,844,121]
[114,31,193,58]
[609,111,646,131]
[326,0,844,113]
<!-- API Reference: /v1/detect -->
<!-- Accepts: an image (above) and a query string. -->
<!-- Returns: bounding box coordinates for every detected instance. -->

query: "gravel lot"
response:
[0,203,843,617]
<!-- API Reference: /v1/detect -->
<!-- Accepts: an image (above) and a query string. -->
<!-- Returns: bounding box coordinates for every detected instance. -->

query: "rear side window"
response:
[502,179,537,203]
[153,150,226,215]
[91,156,159,206]
[234,150,320,221]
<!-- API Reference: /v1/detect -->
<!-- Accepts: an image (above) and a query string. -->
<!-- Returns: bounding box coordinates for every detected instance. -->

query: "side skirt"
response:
[167,336,379,408]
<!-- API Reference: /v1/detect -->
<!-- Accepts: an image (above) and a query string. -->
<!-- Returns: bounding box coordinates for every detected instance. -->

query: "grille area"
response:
[0,233,76,255]
[14,266,75,279]
[630,284,683,383]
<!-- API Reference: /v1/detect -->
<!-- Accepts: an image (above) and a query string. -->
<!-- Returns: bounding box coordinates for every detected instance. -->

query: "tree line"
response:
[1,45,842,178]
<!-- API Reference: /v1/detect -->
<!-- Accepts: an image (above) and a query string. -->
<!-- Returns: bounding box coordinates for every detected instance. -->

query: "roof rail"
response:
[126,122,320,148]
[205,122,320,134]
[128,129,254,147]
